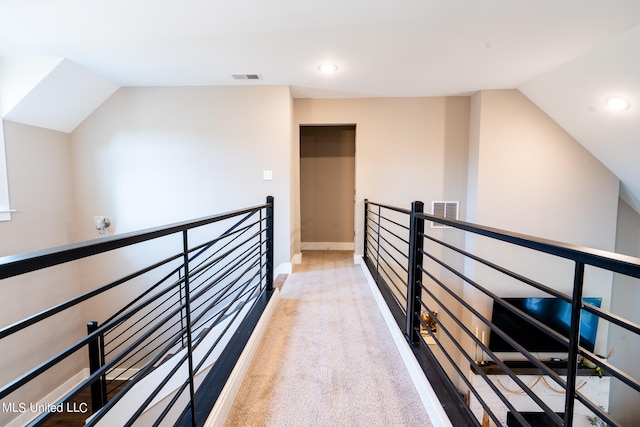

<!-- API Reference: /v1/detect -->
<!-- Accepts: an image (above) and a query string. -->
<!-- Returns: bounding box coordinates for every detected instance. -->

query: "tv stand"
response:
[469,361,609,426]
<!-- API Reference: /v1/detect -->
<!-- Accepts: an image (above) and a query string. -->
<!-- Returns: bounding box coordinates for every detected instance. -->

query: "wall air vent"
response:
[231,74,262,80]
[431,201,459,228]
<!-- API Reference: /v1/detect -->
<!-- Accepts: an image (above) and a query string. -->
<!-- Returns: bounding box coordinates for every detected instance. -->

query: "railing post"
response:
[182,231,197,427]
[564,261,585,427]
[406,201,425,344]
[87,321,106,413]
[266,196,274,292]
[363,199,369,260]
[375,205,382,281]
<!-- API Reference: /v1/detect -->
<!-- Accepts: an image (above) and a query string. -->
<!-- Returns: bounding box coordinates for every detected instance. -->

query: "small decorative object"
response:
[420,310,438,336]
[586,406,607,427]
[579,347,615,378]
[94,215,111,235]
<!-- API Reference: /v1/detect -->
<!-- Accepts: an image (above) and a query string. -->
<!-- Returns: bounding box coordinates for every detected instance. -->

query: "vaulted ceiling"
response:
[1,0,639,210]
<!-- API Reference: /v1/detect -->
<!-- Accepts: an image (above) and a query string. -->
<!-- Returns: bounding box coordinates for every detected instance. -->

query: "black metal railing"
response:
[0,197,275,426]
[364,199,640,427]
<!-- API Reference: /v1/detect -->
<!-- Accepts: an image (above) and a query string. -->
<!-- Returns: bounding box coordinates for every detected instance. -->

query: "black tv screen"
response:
[489,297,601,353]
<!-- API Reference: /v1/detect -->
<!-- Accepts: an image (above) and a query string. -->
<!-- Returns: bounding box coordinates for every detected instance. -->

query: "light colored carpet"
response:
[223,251,433,427]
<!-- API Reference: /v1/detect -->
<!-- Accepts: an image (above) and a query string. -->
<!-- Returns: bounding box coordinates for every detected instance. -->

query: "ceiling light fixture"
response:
[606,97,630,111]
[317,63,338,74]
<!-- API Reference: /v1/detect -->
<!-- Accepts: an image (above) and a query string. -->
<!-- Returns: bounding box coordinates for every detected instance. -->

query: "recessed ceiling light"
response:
[317,63,338,73]
[606,97,630,111]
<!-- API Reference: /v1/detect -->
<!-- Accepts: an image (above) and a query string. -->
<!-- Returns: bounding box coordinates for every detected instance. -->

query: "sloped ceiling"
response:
[0,0,639,207]
[1,58,119,133]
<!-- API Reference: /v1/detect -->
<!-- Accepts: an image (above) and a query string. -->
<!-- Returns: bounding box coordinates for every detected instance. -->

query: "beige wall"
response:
[0,121,75,255]
[0,121,83,425]
[609,199,640,424]
[466,90,620,357]
[300,126,355,246]
[71,86,293,268]
[294,97,471,256]
[67,85,295,330]
[0,87,632,423]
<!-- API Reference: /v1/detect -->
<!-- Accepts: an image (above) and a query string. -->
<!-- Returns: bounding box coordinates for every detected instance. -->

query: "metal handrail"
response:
[0,197,275,427]
[364,199,640,427]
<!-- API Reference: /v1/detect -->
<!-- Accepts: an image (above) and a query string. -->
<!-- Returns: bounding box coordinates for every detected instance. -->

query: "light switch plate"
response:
[263,170,273,181]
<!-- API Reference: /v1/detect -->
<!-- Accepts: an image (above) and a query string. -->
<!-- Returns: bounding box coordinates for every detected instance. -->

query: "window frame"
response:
[0,119,11,222]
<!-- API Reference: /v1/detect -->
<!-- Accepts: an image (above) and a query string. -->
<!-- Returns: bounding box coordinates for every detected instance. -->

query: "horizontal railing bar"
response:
[420,234,567,301]
[106,317,183,382]
[186,231,261,285]
[102,274,186,341]
[366,201,412,215]
[105,297,183,360]
[187,230,262,290]
[377,239,409,274]
[1,199,273,426]
[414,211,640,279]
[421,237,640,384]
[129,261,263,424]
[368,199,640,277]
[187,246,261,313]
[366,218,380,233]
[419,252,574,367]
[422,249,640,391]
[95,257,264,426]
[0,253,182,340]
[417,259,566,382]
[574,390,619,426]
[189,248,261,320]
[0,203,270,280]
[85,303,193,426]
[366,200,639,426]
[378,223,411,249]
[186,210,260,263]
[577,347,640,393]
[417,306,512,427]
[379,215,411,233]
[103,216,264,331]
[579,300,640,336]
[103,224,263,353]
[418,282,562,425]
[186,217,262,269]
[376,262,408,307]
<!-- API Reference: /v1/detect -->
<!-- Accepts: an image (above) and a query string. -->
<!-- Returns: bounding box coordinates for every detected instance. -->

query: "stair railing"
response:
[0,196,274,427]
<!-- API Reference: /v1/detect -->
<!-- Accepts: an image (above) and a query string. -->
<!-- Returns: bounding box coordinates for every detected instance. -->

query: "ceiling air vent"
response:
[231,73,262,80]
[431,201,459,228]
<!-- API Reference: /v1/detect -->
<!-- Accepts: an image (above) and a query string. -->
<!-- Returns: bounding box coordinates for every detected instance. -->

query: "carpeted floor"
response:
[223,251,433,427]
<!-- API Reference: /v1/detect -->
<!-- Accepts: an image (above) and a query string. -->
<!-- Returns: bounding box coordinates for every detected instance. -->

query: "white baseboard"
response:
[291,253,302,265]
[274,262,292,276]
[106,368,140,381]
[353,253,363,264]
[204,288,281,427]
[359,262,453,427]
[300,242,354,251]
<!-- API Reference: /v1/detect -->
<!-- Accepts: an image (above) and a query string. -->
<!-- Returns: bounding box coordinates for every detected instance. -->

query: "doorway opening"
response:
[300,125,356,251]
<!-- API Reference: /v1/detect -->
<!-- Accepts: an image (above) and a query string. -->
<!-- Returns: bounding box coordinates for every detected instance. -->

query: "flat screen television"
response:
[488,297,601,353]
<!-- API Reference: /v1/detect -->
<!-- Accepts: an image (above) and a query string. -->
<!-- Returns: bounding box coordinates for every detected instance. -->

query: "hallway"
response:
[224,251,433,426]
